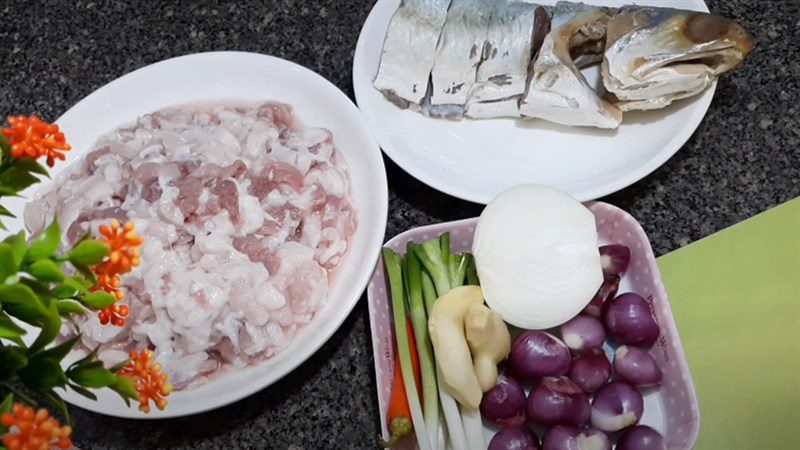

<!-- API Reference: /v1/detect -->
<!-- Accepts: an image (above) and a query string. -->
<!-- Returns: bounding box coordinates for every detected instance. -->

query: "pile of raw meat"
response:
[24,102,357,388]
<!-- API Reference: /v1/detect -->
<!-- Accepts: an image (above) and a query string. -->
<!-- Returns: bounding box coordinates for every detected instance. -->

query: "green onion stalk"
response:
[404,244,440,450]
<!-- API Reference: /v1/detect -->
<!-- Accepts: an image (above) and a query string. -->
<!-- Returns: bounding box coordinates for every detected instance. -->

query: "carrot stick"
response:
[378,319,421,448]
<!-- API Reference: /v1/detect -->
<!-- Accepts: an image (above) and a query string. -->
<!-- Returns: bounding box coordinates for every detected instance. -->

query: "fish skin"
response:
[430,0,493,107]
[602,6,754,111]
[463,2,551,119]
[469,1,542,103]
[373,0,452,106]
[520,1,622,129]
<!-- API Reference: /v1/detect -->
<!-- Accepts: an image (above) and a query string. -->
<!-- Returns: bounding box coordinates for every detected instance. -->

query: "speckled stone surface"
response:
[0,0,797,448]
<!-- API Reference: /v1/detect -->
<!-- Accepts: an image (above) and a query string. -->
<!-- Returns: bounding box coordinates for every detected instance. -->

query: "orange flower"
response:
[1,403,72,450]
[118,349,173,413]
[92,220,142,327]
[95,220,143,276]
[1,115,71,167]
[98,302,130,326]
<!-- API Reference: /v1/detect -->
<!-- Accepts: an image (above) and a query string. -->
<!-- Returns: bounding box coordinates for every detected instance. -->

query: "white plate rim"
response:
[5,51,388,419]
[352,0,714,204]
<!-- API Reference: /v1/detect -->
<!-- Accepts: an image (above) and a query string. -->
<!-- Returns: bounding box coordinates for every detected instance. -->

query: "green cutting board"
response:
[657,197,800,450]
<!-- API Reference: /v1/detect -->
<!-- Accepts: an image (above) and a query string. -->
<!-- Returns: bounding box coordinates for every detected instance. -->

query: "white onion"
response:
[473,185,603,329]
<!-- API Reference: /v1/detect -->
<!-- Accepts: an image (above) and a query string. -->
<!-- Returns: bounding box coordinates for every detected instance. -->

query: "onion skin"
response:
[614,345,664,387]
[481,375,528,426]
[584,275,620,317]
[599,245,631,276]
[616,426,666,450]
[488,425,541,450]
[590,381,644,432]
[569,348,611,393]
[541,426,611,450]
[508,331,572,383]
[527,376,590,427]
[603,293,660,347]
[560,315,606,352]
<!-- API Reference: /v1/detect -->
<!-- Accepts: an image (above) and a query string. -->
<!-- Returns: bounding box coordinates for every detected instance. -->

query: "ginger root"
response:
[428,285,485,410]
[464,303,511,392]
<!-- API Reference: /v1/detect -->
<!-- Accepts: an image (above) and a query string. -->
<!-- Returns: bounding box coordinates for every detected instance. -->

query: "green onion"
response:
[404,245,440,450]
[382,248,430,450]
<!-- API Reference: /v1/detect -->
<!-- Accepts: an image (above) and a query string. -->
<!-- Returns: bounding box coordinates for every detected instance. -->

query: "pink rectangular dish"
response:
[367,202,700,449]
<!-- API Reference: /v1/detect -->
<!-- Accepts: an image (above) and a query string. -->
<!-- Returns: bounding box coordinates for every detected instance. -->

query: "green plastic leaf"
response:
[18,357,68,391]
[42,389,70,425]
[65,275,91,292]
[3,231,27,267]
[0,284,47,314]
[110,375,138,406]
[51,284,77,299]
[28,301,61,355]
[27,258,65,282]
[0,243,15,283]
[25,218,61,262]
[0,133,10,161]
[0,393,13,413]
[18,278,55,304]
[38,336,79,362]
[0,346,28,380]
[0,393,12,435]
[67,346,99,372]
[109,358,131,374]
[0,309,26,340]
[13,157,49,176]
[0,186,18,196]
[67,364,117,388]
[0,167,38,192]
[52,275,91,299]
[56,299,85,315]
[79,290,116,309]
[2,302,45,326]
[71,262,97,284]
[67,240,109,265]
[68,382,98,401]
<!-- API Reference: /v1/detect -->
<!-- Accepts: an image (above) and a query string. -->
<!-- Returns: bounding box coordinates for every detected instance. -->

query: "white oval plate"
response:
[1,52,388,418]
[353,0,712,204]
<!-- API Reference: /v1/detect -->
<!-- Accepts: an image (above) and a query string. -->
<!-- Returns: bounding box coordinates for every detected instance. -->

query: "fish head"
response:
[603,7,754,109]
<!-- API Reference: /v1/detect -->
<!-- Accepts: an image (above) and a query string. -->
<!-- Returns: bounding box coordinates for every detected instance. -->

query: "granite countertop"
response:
[0,0,798,448]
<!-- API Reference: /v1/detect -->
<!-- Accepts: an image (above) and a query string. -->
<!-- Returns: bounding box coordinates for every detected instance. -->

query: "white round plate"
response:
[2,52,388,418]
[354,0,713,204]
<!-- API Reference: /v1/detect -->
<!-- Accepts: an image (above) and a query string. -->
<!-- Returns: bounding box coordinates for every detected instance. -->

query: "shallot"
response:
[527,377,590,427]
[614,345,663,387]
[560,315,605,352]
[569,348,611,393]
[481,375,527,426]
[590,380,644,432]
[508,331,571,383]
[603,293,659,347]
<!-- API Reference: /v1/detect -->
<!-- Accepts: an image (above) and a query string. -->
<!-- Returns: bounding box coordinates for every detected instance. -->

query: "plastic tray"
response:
[367,202,700,449]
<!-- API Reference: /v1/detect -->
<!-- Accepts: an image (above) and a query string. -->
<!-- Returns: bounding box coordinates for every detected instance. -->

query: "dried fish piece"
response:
[519,1,622,128]
[602,7,754,111]
[373,0,452,107]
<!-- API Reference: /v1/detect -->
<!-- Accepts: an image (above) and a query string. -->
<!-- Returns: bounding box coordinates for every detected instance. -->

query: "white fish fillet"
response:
[374,0,452,106]
[519,2,622,128]
[603,6,754,111]
[466,2,550,119]
[429,0,492,107]
[470,1,541,103]
[465,98,520,119]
